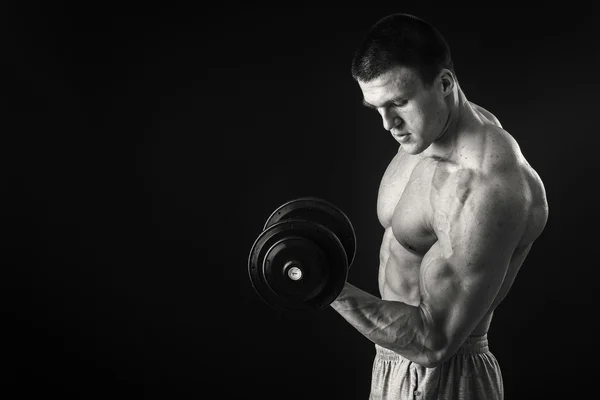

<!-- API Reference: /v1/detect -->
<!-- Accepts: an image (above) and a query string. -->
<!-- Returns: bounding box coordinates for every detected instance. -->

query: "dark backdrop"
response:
[3,4,598,399]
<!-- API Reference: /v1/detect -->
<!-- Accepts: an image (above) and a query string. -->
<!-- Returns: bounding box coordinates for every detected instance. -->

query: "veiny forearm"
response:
[330,282,438,366]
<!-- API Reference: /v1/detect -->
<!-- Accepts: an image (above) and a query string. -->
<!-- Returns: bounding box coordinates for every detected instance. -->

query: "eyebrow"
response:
[362,97,404,109]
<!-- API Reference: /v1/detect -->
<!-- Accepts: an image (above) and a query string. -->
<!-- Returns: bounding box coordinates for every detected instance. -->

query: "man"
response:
[330,13,549,400]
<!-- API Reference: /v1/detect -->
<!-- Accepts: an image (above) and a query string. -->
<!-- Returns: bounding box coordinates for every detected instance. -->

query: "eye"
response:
[393,100,408,107]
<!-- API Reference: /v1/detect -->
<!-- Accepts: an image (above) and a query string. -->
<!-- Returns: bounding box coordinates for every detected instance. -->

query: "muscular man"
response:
[330,13,549,399]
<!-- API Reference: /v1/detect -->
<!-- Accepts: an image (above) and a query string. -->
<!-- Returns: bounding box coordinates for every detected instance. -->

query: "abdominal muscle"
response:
[378,226,493,336]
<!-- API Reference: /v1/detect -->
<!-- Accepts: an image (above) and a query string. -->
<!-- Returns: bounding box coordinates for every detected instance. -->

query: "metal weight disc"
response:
[248,219,348,312]
[263,197,356,268]
[262,236,331,302]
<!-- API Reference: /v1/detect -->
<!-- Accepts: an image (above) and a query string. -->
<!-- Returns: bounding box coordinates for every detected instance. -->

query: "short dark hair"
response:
[351,13,455,87]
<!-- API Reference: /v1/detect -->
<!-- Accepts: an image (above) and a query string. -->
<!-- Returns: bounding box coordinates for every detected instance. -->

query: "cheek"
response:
[403,98,443,133]
[407,107,432,133]
[434,109,446,129]
[422,100,446,132]
[406,98,434,123]
[403,106,426,129]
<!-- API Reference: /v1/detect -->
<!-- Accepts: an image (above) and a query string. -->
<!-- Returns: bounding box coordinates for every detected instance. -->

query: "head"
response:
[351,13,457,154]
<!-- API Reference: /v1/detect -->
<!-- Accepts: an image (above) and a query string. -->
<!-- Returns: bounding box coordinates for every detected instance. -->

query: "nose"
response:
[379,108,402,131]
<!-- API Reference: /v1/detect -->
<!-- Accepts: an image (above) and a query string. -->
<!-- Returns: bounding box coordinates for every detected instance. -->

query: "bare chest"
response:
[378,153,450,255]
[376,153,467,303]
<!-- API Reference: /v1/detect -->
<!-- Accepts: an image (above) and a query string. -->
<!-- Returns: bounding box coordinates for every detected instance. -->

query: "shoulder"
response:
[444,124,549,244]
[434,135,532,234]
[470,102,502,128]
[463,101,528,172]
[468,170,528,221]
[460,127,530,212]
[439,163,527,217]
[431,165,529,254]
[457,117,528,180]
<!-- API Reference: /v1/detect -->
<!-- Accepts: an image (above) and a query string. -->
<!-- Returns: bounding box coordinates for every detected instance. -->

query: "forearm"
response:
[330,282,438,366]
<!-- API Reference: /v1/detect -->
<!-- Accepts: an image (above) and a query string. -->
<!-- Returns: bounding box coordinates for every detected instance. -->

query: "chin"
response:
[400,142,427,155]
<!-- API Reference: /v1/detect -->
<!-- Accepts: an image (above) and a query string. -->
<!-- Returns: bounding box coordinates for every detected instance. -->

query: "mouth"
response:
[395,133,410,143]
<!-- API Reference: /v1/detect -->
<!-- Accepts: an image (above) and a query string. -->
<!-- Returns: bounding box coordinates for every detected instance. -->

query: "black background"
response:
[3,3,599,399]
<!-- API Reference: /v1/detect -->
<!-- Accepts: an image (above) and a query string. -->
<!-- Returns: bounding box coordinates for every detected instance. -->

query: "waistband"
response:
[375,334,489,360]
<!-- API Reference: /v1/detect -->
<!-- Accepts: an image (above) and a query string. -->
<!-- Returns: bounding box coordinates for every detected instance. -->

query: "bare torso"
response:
[376,103,548,336]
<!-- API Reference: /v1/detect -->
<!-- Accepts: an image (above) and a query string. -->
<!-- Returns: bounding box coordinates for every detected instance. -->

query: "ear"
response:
[438,69,455,97]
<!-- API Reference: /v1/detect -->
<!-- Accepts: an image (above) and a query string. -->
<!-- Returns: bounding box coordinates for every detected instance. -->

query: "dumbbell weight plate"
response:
[248,219,348,312]
[263,197,356,268]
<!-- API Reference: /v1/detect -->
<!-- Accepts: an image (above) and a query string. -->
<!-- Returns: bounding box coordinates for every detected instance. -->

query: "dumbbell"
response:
[248,197,356,312]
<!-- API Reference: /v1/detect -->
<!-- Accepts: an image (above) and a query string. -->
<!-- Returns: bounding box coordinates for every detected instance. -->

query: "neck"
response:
[421,86,471,162]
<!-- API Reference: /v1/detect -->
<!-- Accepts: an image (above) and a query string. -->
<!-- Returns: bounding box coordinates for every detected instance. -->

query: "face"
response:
[358,65,451,155]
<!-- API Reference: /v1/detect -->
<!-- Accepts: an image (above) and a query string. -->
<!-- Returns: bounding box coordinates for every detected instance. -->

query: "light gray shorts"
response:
[369,335,503,400]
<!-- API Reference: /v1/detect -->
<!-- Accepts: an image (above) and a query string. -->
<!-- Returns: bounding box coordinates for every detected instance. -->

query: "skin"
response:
[330,65,549,367]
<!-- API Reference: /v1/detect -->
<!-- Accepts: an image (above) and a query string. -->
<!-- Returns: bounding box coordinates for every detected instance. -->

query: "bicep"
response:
[419,182,526,351]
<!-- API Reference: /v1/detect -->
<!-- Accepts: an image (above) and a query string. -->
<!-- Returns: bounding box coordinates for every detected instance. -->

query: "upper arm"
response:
[418,172,527,362]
